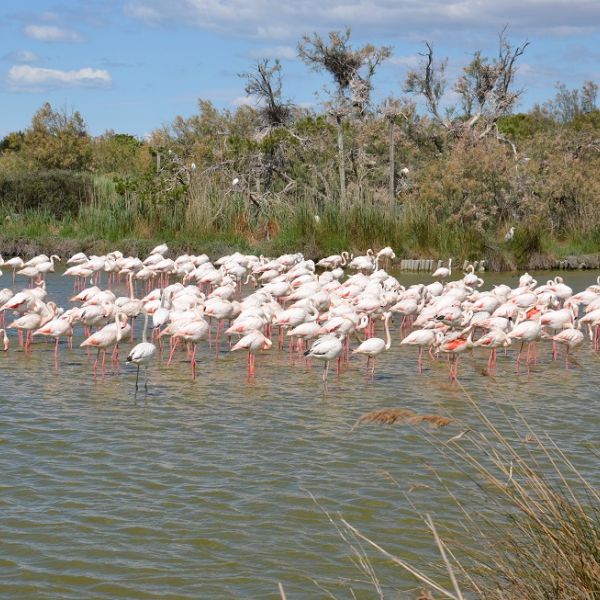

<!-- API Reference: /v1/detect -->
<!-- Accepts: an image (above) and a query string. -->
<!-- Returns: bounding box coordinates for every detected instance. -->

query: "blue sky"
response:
[1,0,599,138]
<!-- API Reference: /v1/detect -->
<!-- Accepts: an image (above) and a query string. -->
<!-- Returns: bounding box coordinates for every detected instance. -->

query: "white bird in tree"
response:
[126,311,157,392]
[504,226,515,241]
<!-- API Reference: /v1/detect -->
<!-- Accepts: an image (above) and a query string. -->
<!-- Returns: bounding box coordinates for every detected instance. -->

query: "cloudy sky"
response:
[1,0,599,137]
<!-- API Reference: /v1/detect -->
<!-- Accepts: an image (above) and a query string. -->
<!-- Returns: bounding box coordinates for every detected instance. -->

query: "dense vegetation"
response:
[1,29,599,268]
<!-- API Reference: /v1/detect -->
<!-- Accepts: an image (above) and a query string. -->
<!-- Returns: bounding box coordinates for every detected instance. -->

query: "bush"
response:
[0,170,94,216]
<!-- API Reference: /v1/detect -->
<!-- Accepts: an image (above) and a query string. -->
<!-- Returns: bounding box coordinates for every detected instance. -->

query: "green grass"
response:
[1,176,598,267]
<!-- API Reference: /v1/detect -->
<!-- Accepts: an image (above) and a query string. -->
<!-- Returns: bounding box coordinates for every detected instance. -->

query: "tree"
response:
[22,102,92,170]
[92,132,150,175]
[241,59,292,128]
[380,97,415,201]
[404,29,529,151]
[542,80,599,124]
[298,28,391,203]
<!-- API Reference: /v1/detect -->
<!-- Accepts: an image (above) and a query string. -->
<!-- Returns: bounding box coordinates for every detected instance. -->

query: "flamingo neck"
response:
[384,314,392,350]
[142,311,149,343]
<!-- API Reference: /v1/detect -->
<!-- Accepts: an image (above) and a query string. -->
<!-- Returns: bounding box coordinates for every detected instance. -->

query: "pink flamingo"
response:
[33,314,74,369]
[507,319,541,373]
[81,312,128,375]
[439,329,474,381]
[400,328,444,373]
[170,318,210,380]
[545,328,584,369]
[474,328,511,372]
[231,329,272,378]
[0,328,8,351]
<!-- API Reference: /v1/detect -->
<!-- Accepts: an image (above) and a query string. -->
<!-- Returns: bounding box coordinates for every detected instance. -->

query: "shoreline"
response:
[1,234,600,272]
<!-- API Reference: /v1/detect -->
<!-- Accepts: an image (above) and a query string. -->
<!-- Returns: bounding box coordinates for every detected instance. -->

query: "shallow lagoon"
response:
[1,269,599,598]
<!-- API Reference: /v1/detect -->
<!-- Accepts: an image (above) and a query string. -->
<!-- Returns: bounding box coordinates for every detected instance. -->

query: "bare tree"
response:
[298,28,391,204]
[404,42,449,129]
[404,29,529,151]
[543,80,599,124]
[381,97,414,201]
[241,59,292,128]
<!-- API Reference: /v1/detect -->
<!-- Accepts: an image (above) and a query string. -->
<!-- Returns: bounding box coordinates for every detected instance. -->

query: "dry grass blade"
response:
[425,514,465,600]
[351,408,452,431]
[278,582,287,600]
[339,517,462,600]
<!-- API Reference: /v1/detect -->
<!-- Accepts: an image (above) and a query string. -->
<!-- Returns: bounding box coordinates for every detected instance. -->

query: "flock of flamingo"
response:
[0,245,595,391]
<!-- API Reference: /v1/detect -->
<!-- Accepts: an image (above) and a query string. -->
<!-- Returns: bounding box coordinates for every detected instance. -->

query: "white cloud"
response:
[388,55,420,68]
[7,65,111,92]
[24,24,83,43]
[248,45,297,60]
[3,50,39,63]
[232,94,256,107]
[123,0,600,39]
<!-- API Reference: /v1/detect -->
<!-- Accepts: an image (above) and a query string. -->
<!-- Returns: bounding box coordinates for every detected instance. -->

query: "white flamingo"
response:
[126,311,157,392]
[352,312,392,377]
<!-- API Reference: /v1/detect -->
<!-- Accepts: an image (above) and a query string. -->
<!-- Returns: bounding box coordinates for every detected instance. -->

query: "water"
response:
[1,270,600,598]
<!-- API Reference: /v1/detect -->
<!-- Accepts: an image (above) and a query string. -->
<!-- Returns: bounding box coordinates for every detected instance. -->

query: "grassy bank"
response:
[1,176,599,270]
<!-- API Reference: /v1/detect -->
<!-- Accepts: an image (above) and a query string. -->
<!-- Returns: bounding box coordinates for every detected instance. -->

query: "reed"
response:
[337,389,600,599]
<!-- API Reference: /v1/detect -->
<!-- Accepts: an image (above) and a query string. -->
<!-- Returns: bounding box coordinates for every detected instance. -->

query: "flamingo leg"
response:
[167,338,179,367]
[517,341,524,373]
[93,348,100,374]
[191,344,197,380]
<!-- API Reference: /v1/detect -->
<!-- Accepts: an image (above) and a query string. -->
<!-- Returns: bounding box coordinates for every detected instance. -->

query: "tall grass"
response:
[341,391,600,599]
[1,169,598,267]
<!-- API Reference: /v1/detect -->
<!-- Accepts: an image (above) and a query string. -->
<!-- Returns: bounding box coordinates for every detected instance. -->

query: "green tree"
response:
[22,102,92,170]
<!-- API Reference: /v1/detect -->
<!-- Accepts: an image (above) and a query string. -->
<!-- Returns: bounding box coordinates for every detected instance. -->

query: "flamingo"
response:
[81,312,128,375]
[170,317,210,380]
[474,329,511,372]
[400,328,444,373]
[231,330,272,377]
[8,301,56,351]
[286,321,323,357]
[432,258,452,280]
[33,313,74,368]
[439,328,474,382]
[3,257,24,283]
[352,312,392,378]
[304,335,344,382]
[545,328,584,369]
[150,243,169,256]
[35,255,61,280]
[126,311,157,392]
[0,328,8,351]
[507,319,542,373]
